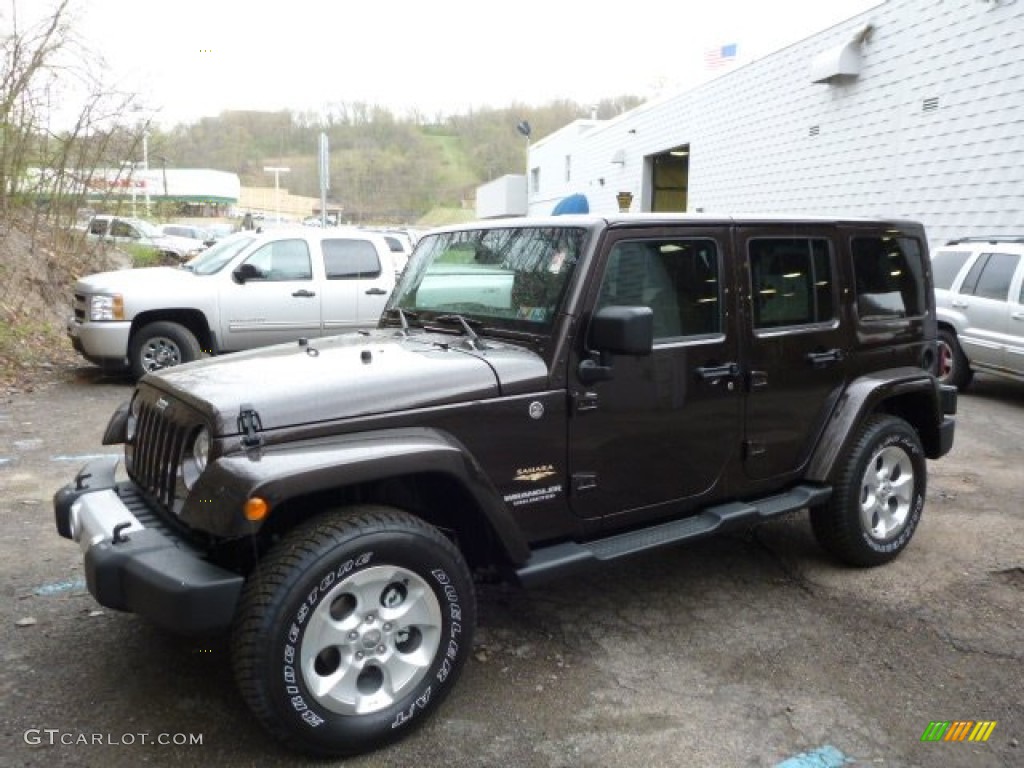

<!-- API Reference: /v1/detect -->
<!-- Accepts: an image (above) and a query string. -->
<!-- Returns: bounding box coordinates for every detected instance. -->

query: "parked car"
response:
[68,227,399,378]
[160,223,215,246]
[87,215,205,262]
[932,236,1024,389]
[55,214,955,757]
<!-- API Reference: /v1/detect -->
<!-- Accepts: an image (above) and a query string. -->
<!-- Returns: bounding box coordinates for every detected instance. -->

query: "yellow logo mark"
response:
[514,465,555,482]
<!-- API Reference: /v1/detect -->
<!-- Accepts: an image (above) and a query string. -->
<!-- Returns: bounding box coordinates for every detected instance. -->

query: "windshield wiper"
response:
[435,314,488,350]
[385,307,419,335]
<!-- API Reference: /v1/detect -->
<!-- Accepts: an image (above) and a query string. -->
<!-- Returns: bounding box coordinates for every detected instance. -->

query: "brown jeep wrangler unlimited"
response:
[54,215,956,756]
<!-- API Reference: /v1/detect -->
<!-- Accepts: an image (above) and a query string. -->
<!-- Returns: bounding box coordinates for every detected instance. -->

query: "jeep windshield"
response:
[388,226,585,334]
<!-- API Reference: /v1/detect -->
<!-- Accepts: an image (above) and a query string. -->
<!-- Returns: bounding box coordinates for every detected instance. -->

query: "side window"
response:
[89,219,107,236]
[961,252,1019,301]
[931,250,971,290]
[749,238,834,329]
[851,236,926,320]
[110,220,137,239]
[596,238,721,341]
[242,239,312,281]
[323,239,382,279]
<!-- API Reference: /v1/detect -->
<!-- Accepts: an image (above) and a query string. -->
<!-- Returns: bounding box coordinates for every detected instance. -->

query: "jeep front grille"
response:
[128,399,191,511]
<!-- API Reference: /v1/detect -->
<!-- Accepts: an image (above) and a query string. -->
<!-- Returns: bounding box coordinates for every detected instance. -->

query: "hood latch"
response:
[237,403,264,448]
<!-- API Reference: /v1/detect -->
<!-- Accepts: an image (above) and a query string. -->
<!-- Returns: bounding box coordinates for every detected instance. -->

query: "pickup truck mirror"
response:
[579,306,653,384]
[233,263,264,283]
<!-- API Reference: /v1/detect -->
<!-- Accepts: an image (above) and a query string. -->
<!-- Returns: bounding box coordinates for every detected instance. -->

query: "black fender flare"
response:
[806,367,947,484]
[183,426,530,563]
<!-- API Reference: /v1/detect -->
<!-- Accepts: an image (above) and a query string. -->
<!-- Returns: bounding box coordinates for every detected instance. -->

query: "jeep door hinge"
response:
[572,473,598,493]
[573,390,599,413]
[237,403,264,448]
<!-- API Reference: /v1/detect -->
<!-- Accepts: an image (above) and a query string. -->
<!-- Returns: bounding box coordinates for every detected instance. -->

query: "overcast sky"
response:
[36,0,881,127]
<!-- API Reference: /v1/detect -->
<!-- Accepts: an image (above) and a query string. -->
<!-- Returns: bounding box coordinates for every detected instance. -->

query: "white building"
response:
[511,0,1023,247]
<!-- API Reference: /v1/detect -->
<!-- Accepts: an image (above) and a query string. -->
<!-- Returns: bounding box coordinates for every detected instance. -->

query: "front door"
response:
[218,237,322,351]
[568,229,741,522]
[738,227,848,481]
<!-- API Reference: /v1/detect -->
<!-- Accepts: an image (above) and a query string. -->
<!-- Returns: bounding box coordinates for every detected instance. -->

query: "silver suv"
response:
[933,237,1024,389]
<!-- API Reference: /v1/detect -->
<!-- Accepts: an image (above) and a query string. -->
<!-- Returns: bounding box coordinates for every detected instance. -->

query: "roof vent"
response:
[809,125,820,137]
[810,24,873,84]
[923,97,940,113]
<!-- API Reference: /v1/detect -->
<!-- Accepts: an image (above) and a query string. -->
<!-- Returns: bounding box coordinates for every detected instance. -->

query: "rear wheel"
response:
[937,327,972,390]
[231,506,475,757]
[810,414,926,567]
[129,321,202,378]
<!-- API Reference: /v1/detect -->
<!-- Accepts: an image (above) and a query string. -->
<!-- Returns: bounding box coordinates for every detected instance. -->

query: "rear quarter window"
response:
[851,236,926,320]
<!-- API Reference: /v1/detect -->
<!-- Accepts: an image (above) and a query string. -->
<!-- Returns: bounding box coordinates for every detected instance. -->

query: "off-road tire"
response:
[810,414,926,567]
[937,327,972,390]
[231,506,476,757]
[129,321,202,378]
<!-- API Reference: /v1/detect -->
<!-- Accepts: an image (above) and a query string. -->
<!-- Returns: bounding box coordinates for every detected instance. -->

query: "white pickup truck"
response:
[68,228,399,378]
[86,215,207,262]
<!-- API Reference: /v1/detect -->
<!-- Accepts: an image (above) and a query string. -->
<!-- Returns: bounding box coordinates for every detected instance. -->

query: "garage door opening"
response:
[651,145,690,212]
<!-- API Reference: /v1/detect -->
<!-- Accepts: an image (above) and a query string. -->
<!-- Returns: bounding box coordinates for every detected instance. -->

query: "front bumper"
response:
[53,458,242,635]
[67,318,131,367]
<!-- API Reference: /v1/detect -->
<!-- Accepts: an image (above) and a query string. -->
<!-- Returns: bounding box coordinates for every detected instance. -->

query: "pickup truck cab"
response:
[68,227,397,378]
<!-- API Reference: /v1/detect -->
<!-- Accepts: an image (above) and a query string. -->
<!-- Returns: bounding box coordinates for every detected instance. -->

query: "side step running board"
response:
[515,484,831,587]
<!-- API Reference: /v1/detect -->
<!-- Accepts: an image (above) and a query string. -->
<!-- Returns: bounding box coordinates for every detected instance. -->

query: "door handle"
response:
[291,289,316,298]
[365,287,388,295]
[806,348,844,367]
[951,300,969,309]
[696,362,739,383]
[1012,312,1024,320]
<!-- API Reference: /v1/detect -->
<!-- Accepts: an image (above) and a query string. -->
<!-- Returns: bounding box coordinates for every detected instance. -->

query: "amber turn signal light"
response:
[244,497,269,522]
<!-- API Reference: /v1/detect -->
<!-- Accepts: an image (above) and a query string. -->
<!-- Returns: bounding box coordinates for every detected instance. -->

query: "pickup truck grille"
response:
[128,398,192,512]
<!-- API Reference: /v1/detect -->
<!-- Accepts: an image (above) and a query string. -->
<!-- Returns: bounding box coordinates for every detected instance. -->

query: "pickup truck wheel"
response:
[129,321,201,378]
[231,506,476,757]
[937,328,972,390]
[810,415,925,567]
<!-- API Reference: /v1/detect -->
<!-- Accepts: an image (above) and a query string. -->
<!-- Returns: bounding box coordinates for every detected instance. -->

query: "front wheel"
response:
[231,506,476,757]
[810,415,926,567]
[129,321,202,378]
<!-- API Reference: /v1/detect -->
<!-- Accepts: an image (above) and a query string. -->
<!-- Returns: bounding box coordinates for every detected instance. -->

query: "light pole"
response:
[142,128,150,215]
[263,166,290,224]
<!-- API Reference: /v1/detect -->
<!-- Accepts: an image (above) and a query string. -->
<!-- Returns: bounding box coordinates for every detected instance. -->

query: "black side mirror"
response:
[233,263,263,283]
[579,306,653,384]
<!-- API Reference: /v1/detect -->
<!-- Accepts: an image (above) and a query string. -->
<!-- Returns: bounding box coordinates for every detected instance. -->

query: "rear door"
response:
[567,227,741,522]
[953,250,1021,372]
[320,236,394,334]
[737,226,849,481]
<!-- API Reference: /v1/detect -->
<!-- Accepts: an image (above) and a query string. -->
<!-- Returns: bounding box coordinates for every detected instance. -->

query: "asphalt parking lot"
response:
[1,367,1021,768]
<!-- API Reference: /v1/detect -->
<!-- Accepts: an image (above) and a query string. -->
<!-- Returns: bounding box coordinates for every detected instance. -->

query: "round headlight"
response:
[192,428,210,473]
[125,396,141,442]
[181,427,211,490]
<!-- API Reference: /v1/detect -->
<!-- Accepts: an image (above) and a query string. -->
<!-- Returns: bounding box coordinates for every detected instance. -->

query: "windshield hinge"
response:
[237,403,264,448]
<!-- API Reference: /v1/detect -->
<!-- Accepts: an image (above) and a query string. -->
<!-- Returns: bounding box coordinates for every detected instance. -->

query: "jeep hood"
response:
[147,330,549,434]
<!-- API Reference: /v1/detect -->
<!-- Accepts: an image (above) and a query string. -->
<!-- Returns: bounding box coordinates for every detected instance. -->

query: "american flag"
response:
[705,43,738,70]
